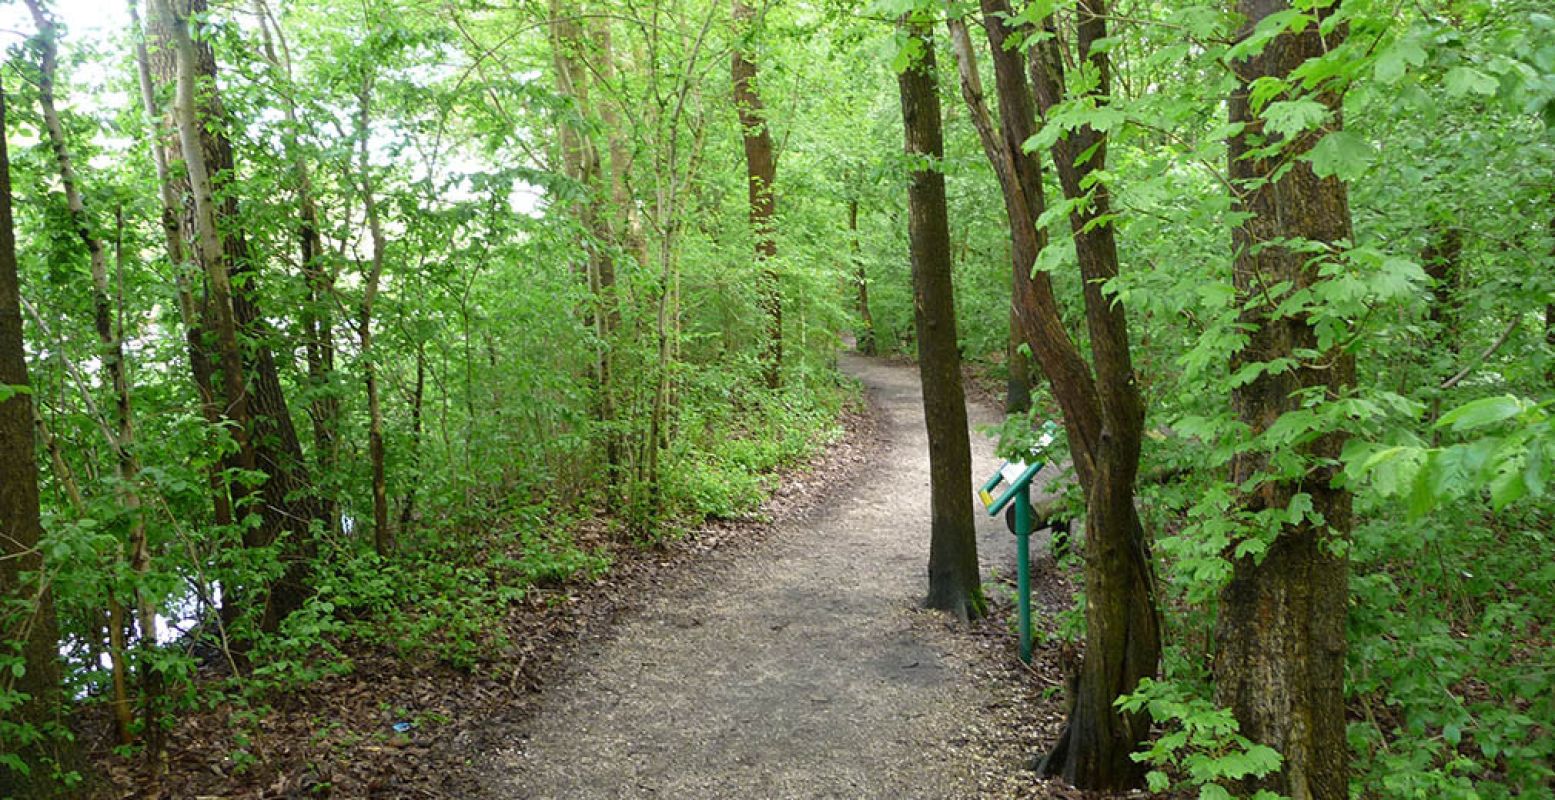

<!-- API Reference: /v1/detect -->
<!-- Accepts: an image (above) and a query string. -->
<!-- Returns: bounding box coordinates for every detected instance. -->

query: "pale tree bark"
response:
[592,19,650,273]
[26,0,158,750]
[1215,2,1355,797]
[0,76,82,799]
[944,9,1036,416]
[147,0,322,633]
[128,0,230,544]
[732,0,782,389]
[898,18,983,621]
[552,0,623,486]
[632,4,717,520]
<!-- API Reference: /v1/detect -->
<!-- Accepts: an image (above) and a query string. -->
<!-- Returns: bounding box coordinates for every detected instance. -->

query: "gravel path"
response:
[484,353,1058,799]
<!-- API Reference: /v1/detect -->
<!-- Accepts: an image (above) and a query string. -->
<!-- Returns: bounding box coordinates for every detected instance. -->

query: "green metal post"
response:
[1014,487,1032,664]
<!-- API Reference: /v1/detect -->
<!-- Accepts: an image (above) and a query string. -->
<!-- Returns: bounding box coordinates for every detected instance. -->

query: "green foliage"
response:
[1118,679,1284,800]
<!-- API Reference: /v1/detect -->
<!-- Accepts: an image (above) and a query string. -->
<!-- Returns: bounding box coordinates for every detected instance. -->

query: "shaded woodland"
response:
[1,0,1553,797]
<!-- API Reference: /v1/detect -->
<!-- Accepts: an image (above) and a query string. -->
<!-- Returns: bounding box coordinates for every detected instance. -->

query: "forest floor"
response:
[476,352,1135,799]
[97,352,1137,799]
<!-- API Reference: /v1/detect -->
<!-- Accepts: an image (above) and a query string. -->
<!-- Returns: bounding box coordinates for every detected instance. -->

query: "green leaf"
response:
[1436,395,1523,431]
[1491,469,1527,511]
[1444,66,1498,97]
[1262,99,1329,139]
[1198,784,1233,800]
[0,383,32,404]
[1304,130,1374,181]
[1374,37,1427,83]
[1525,439,1546,497]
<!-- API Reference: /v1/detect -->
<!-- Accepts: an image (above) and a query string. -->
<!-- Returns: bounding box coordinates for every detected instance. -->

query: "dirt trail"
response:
[484,353,1060,799]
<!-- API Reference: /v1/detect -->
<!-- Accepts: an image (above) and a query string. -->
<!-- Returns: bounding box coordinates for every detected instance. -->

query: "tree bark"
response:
[733,0,782,389]
[1422,224,1463,362]
[848,198,877,355]
[985,1,1160,787]
[129,0,231,544]
[0,76,81,798]
[553,1,622,487]
[398,342,425,530]
[352,78,392,557]
[253,0,339,534]
[897,17,983,621]
[26,0,152,748]
[148,0,322,633]
[1214,3,1355,797]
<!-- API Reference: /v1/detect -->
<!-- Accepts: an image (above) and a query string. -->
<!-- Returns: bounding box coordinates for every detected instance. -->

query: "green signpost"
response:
[977,424,1056,664]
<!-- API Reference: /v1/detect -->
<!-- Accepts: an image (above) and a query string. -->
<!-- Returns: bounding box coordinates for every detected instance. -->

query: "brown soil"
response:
[478,353,1110,799]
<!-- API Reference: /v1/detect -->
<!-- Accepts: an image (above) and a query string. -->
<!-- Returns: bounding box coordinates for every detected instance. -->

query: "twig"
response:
[1440,316,1519,389]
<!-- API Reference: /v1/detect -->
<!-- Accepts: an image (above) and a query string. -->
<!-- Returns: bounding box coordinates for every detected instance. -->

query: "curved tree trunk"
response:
[945,1,1159,786]
[1214,3,1355,797]
[352,77,392,557]
[253,0,339,535]
[26,0,153,748]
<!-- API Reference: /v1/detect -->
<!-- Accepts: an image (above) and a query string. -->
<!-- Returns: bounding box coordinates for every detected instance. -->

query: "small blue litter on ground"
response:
[392,721,413,733]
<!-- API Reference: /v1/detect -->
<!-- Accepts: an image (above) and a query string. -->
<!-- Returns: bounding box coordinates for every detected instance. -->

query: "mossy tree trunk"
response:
[1214,2,1355,796]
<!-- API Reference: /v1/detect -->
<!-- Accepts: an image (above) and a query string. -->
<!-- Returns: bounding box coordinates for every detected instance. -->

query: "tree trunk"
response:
[149,0,322,633]
[1545,211,1553,384]
[898,17,983,621]
[27,0,159,752]
[849,198,877,356]
[129,0,231,542]
[1422,225,1462,350]
[398,342,425,530]
[353,79,392,557]
[733,0,782,389]
[982,1,1159,787]
[1214,4,1355,797]
[553,1,622,487]
[1006,306,1031,413]
[253,0,339,535]
[0,77,81,798]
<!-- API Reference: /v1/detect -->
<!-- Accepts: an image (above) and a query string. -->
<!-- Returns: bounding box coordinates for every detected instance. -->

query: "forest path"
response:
[484,352,1050,799]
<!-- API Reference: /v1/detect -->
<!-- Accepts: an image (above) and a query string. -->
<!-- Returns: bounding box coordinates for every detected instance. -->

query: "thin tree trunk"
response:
[0,76,81,798]
[898,17,983,621]
[553,1,622,487]
[27,0,152,749]
[253,0,338,534]
[1546,211,1553,384]
[1214,3,1354,797]
[849,198,877,355]
[128,0,230,539]
[947,4,1157,782]
[733,0,782,389]
[353,77,391,557]
[398,342,425,530]
[1423,224,1463,429]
